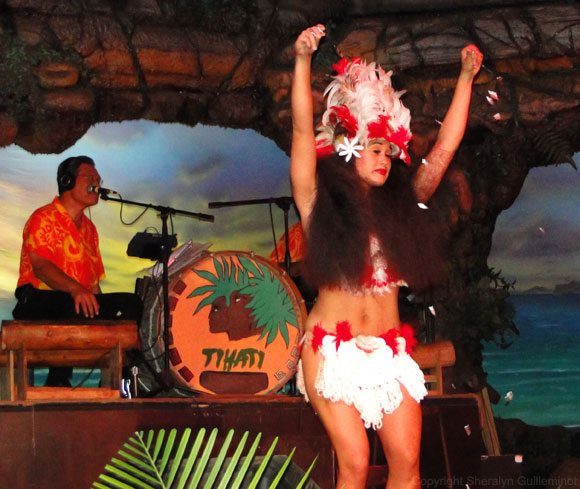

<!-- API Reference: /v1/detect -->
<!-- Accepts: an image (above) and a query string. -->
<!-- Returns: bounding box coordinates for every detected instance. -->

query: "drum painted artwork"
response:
[140,251,305,395]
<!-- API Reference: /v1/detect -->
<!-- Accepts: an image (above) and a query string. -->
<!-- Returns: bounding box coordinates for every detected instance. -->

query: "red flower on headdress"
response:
[315,141,335,159]
[332,57,363,74]
[367,115,391,140]
[399,148,411,165]
[387,126,412,165]
[332,58,349,74]
[331,105,358,137]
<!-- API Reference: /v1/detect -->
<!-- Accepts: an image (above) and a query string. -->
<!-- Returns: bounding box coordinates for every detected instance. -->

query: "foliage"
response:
[176,0,257,31]
[92,427,316,489]
[238,257,298,347]
[189,256,253,313]
[0,43,36,116]
[438,266,518,351]
[188,256,299,347]
[428,266,518,390]
[182,0,255,8]
[0,40,72,119]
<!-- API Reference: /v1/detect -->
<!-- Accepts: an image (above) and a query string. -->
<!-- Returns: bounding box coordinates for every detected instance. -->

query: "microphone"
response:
[88,185,118,197]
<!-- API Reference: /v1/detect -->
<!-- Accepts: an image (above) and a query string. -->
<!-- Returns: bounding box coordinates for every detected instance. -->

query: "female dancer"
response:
[291,25,482,489]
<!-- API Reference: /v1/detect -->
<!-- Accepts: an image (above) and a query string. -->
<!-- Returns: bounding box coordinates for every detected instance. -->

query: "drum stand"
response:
[101,193,214,392]
[208,196,295,274]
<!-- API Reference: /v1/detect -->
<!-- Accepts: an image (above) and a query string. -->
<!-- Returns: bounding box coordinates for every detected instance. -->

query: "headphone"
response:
[57,156,95,194]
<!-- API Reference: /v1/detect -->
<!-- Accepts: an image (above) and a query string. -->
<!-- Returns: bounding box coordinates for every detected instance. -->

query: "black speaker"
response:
[127,232,178,261]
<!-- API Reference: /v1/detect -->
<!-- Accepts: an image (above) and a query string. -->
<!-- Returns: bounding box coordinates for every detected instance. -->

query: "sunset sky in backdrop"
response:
[0,121,578,315]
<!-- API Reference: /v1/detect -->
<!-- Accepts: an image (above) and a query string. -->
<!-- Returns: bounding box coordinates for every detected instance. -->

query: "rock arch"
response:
[1,0,579,387]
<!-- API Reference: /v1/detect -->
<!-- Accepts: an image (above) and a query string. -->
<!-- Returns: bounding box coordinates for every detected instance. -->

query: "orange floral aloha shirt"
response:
[269,221,306,265]
[17,197,105,290]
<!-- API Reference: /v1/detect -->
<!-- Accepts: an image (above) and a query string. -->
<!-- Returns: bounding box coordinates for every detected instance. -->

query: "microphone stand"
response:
[209,196,301,397]
[208,196,295,274]
[101,193,214,390]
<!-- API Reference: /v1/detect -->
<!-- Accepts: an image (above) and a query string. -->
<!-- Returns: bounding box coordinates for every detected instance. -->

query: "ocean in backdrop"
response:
[0,298,14,321]
[483,293,580,427]
[1,295,578,426]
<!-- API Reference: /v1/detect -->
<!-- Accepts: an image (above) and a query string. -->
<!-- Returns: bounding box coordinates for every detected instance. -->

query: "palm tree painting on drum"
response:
[166,251,304,394]
[188,254,300,346]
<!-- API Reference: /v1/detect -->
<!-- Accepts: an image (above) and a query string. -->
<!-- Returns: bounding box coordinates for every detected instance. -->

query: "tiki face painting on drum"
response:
[163,251,305,395]
[206,289,258,341]
[189,255,295,343]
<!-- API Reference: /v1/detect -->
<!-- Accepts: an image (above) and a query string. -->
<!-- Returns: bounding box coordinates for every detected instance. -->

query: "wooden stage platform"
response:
[0,393,523,489]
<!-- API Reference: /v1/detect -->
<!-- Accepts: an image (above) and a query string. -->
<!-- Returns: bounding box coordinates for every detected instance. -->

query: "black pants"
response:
[13,284,143,321]
[13,285,143,386]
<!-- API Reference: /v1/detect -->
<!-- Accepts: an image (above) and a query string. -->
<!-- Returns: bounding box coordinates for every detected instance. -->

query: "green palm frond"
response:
[187,255,300,346]
[238,258,298,347]
[92,427,316,489]
[188,257,253,314]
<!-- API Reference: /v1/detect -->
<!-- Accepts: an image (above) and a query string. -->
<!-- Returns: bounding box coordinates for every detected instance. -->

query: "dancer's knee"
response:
[394,443,419,470]
[336,446,370,487]
[385,444,420,489]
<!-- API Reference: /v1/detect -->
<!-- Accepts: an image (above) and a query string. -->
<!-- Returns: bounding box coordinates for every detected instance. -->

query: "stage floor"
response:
[0,394,507,489]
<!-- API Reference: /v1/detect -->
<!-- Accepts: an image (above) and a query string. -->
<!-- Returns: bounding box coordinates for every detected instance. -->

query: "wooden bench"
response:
[0,320,139,401]
[412,340,456,395]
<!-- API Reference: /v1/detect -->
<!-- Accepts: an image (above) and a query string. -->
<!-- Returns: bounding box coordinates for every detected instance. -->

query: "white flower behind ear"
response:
[337,136,364,162]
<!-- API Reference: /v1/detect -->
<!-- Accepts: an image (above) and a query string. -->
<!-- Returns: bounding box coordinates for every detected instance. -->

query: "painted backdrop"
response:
[0,121,578,425]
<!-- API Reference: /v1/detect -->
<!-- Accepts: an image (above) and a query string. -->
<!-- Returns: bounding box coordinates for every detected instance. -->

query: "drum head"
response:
[140,251,305,395]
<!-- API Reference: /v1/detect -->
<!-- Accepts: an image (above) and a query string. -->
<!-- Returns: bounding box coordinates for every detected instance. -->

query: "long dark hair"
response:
[303,154,448,293]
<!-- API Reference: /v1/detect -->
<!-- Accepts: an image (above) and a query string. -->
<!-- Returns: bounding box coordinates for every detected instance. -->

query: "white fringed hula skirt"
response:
[297,322,427,430]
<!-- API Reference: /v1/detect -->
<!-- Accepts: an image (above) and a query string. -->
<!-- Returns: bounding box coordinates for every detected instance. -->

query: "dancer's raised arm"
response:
[290,25,325,226]
[413,45,483,203]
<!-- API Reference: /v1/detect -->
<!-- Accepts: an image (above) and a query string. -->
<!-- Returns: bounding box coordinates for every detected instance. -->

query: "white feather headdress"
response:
[315,57,412,164]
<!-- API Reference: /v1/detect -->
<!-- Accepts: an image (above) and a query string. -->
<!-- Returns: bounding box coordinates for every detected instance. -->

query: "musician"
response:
[13,155,142,386]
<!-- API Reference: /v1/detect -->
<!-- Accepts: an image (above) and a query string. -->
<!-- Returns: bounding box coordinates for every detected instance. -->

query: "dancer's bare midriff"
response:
[305,285,401,337]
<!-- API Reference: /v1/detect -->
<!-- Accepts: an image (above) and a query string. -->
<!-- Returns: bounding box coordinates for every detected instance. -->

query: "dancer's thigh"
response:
[300,345,370,462]
[376,385,422,468]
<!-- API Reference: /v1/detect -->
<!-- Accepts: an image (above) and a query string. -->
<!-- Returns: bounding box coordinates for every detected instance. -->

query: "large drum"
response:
[139,250,306,395]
